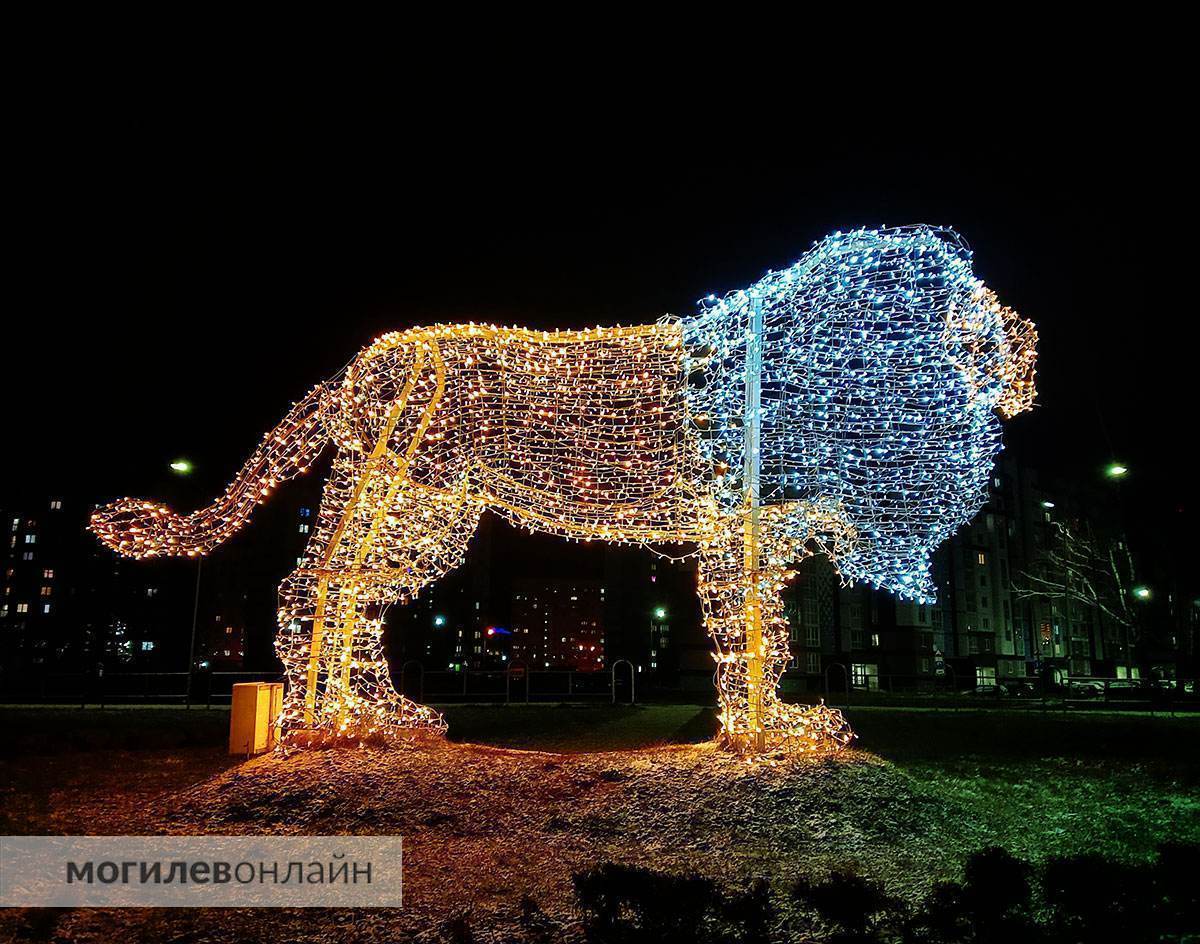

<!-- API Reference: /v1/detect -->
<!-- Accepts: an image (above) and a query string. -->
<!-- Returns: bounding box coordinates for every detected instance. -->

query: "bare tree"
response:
[1015,521,1140,662]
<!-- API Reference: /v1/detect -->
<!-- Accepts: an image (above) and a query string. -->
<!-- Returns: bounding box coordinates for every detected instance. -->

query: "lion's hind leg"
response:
[276,477,482,745]
[335,480,482,741]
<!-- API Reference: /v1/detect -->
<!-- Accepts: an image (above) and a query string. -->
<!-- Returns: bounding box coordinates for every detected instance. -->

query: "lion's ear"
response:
[945,286,1038,418]
[995,307,1038,419]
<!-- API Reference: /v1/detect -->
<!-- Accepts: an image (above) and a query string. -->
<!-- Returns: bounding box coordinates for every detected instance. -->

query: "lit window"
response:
[977,552,987,566]
[43,603,51,613]
[43,569,54,579]
[851,663,879,690]
[49,499,63,510]
[16,603,29,613]
[40,586,52,597]
[25,534,37,544]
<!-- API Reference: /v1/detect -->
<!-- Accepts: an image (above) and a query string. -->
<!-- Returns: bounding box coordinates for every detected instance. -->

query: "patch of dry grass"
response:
[0,742,1012,942]
[3,707,1197,942]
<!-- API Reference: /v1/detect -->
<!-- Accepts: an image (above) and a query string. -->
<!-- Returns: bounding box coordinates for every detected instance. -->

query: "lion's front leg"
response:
[698,516,854,754]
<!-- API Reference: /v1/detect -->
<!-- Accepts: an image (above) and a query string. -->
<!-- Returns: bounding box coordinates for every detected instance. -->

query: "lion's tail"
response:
[90,381,334,559]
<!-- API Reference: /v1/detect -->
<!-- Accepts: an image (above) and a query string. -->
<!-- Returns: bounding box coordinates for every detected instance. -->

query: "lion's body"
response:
[326,322,703,547]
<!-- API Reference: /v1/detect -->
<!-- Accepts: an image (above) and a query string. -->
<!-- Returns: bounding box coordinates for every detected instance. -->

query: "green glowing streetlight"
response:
[433,614,446,627]
[653,606,667,620]
[169,459,194,475]
[1105,463,1128,479]
[1132,585,1152,601]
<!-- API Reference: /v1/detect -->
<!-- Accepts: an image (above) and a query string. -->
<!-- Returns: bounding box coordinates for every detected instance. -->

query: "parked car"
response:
[1105,679,1146,699]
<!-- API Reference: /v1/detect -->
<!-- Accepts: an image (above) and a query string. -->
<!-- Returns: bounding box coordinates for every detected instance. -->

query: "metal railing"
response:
[406,662,636,705]
[0,671,283,708]
[4,664,1192,713]
[1,664,635,708]
[818,662,1199,713]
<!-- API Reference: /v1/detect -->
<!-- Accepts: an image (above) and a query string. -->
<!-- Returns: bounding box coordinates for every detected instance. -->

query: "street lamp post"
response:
[170,458,204,708]
[186,558,203,708]
[1103,461,1137,677]
[648,606,668,675]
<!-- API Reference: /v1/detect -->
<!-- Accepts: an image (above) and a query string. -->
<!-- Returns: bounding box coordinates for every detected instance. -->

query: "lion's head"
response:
[684,225,1037,601]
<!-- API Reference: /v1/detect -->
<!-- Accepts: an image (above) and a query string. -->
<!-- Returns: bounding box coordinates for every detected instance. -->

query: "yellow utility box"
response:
[229,682,284,756]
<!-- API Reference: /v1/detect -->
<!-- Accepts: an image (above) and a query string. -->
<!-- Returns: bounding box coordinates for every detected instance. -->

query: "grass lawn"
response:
[2,704,1197,941]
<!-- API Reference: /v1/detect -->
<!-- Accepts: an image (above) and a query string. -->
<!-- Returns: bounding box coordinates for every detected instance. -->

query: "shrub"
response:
[790,870,903,942]
[572,863,773,944]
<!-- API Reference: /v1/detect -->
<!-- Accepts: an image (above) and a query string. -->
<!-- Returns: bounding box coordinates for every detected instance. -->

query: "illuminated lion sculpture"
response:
[92,226,1036,754]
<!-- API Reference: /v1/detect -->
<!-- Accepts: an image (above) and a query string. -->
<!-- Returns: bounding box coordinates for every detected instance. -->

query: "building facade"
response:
[510,578,605,672]
[768,453,1138,694]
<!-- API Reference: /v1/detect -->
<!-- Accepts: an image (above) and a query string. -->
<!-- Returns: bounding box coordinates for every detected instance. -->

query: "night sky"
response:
[5,141,1193,582]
